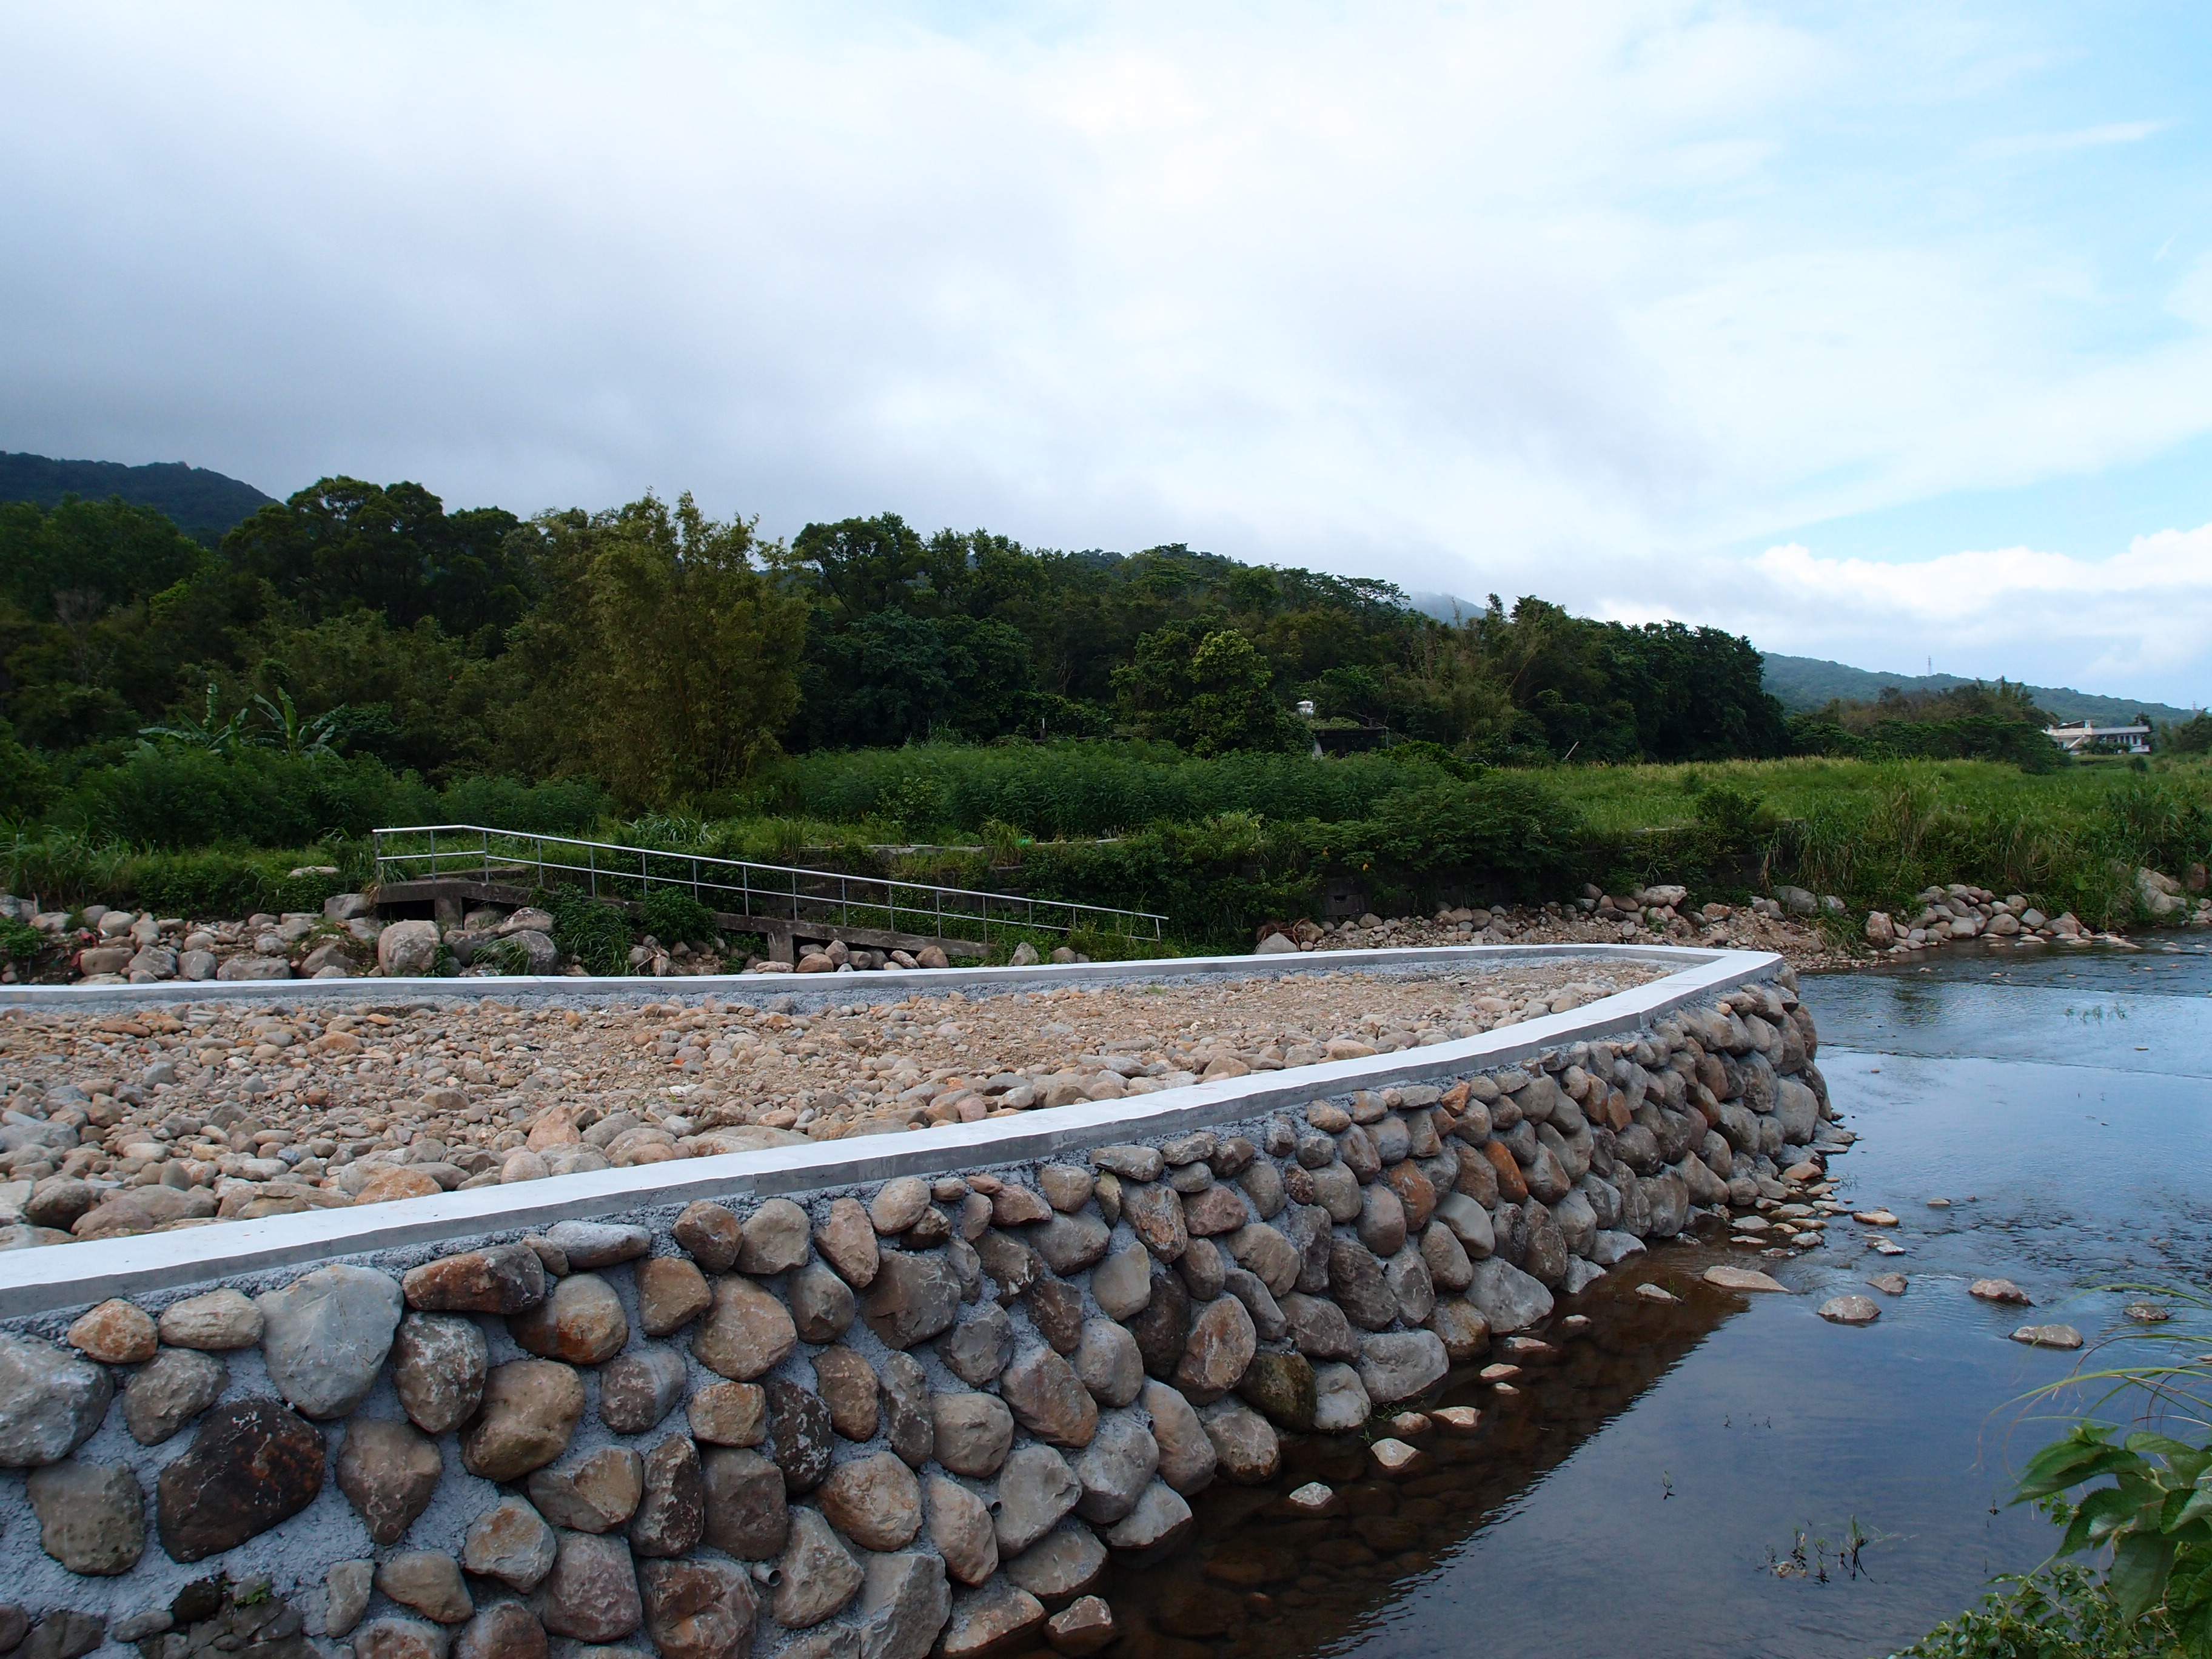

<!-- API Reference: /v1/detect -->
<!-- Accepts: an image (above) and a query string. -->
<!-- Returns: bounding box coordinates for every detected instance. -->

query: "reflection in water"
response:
[1078,945,2212,1659]
[1099,1262,1743,1659]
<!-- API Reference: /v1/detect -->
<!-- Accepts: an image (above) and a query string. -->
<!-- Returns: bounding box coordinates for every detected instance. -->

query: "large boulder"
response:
[378,920,442,977]
[257,1265,406,1419]
[0,1335,112,1467]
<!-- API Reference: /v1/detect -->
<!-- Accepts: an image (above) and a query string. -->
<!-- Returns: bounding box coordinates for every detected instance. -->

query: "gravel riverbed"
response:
[0,959,1672,1248]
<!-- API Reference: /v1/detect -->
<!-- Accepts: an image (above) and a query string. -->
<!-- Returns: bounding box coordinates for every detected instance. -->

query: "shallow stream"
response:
[1097,942,2212,1659]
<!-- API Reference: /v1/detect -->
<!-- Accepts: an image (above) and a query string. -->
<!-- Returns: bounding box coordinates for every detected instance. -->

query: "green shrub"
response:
[1896,1563,2175,1658]
[641,886,719,947]
[0,916,44,964]
[541,885,631,976]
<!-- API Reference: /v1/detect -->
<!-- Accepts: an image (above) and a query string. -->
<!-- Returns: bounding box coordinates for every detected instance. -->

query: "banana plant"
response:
[138,683,255,754]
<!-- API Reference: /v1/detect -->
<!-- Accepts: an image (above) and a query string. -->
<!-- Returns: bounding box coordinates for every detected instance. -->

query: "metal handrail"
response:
[369,824,1167,945]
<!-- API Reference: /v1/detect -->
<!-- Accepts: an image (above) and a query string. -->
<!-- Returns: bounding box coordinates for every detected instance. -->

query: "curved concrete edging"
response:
[0,943,1783,1318]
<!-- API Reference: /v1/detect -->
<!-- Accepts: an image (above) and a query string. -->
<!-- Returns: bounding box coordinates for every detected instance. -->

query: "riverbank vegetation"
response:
[4,478,2208,944]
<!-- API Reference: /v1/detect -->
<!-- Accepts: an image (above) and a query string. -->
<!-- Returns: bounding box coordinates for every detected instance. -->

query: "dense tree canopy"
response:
[0,479,1799,826]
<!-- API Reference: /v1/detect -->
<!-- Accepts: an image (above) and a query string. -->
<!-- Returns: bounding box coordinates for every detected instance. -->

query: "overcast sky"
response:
[4,2,2209,702]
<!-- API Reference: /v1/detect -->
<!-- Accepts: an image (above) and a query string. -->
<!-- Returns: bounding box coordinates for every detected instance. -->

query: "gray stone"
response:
[0,1334,111,1466]
[1073,1319,1143,1409]
[256,1264,404,1419]
[1100,1480,1194,1551]
[1175,1294,1256,1400]
[530,1446,646,1532]
[1312,1361,1371,1431]
[700,1447,788,1559]
[1032,1213,1111,1275]
[1326,1239,1398,1331]
[1004,1521,1108,1602]
[1428,1295,1491,1362]
[327,1560,374,1637]
[992,1444,1082,1555]
[1419,1221,1474,1291]
[1088,1244,1152,1320]
[534,1530,643,1643]
[999,1346,1098,1447]
[937,1582,1045,1659]
[1561,1257,1607,1295]
[600,1347,690,1436]
[1280,1292,1359,1361]
[1385,1246,1436,1325]
[879,1352,934,1467]
[121,1346,225,1445]
[790,1262,859,1345]
[854,1551,951,1659]
[1177,1235,1227,1301]
[378,1550,474,1623]
[26,1459,144,1574]
[930,1392,1014,1478]
[1126,1267,1191,1378]
[1072,1412,1158,1523]
[1141,1379,1216,1493]
[1198,1400,1278,1484]
[768,1377,834,1493]
[1465,1257,1555,1333]
[390,1312,488,1436]
[461,1498,558,1591]
[860,1251,960,1350]
[1356,1183,1407,1256]
[937,1304,1013,1387]
[545,1220,652,1269]
[1089,1145,1164,1182]
[338,1416,444,1544]
[1045,1595,1116,1656]
[462,1359,585,1482]
[819,1449,923,1552]
[691,1276,797,1380]
[637,1557,754,1659]
[378,919,442,976]
[1227,1224,1301,1298]
[774,1507,864,1629]
[738,1198,813,1275]
[1356,1330,1449,1404]
[927,1473,999,1586]
[629,1435,706,1558]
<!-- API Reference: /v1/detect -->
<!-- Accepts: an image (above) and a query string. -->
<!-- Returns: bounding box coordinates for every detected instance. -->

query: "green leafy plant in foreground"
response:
[1895,1563,2177,1658]
[539,885,631,977]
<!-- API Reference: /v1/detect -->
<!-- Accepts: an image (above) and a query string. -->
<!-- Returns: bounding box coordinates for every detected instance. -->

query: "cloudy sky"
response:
[4,2,2209,702]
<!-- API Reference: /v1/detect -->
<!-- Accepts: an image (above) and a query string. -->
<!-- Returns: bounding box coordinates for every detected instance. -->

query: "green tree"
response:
[1114,622,1307,755]
[514,493,805,809]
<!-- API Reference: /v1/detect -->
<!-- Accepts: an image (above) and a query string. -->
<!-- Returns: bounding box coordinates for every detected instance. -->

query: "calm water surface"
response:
[1096,942,2212,1659]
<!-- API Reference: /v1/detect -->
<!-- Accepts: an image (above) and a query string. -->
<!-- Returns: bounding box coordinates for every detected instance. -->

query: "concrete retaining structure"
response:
[0,945,1829,1658]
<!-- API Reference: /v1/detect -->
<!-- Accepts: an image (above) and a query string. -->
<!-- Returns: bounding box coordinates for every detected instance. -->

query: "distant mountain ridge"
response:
[0,452,275,545]
[1759,652,2198,727]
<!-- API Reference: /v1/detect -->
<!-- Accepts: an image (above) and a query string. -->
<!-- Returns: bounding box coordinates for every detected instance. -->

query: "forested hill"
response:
[0,452,274,545]
[1760,652,2196,726]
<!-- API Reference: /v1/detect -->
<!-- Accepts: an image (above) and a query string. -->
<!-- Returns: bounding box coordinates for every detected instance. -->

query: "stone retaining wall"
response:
[0,947,1826,1659]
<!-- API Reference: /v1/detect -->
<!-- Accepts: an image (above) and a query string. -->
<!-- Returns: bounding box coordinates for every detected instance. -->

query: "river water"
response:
[1099,942,2212,1659]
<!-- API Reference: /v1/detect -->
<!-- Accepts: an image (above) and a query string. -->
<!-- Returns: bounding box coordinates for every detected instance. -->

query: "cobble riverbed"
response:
[1085,942,2212,1659]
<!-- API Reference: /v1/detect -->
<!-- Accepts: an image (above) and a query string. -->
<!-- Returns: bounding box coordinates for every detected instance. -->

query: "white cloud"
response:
[0,1,2203,699]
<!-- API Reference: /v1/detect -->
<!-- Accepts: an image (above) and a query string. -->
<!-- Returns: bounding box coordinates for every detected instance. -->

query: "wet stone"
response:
[1072,1413,1159,1523]
[1142,1379,1217,1493]
[1819,1295,1881,1325]
[386,1312,489,1439]
[939,1581,1046,1659]
[1199,1400,1279,1484]
[1101,1479,1195,1552]
[1127,1267,1193,1378]
[1238,1350,1317,1430]
[338,1417,444,1544]
[155,1396,324,1563]
[1327,1239,1398,1331]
